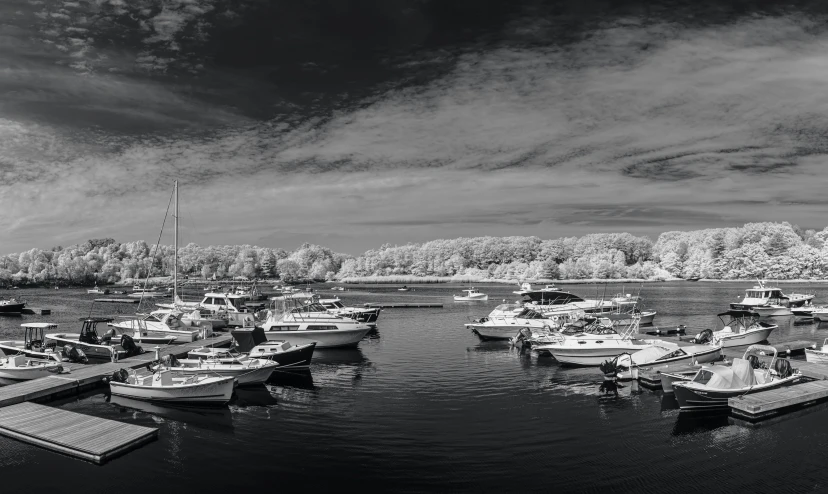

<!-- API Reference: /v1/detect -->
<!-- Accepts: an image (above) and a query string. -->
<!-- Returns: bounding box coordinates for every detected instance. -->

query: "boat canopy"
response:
[21,323,58,328]
[77,317,114,323]
[630,343,680,365]
[692,364,752,389]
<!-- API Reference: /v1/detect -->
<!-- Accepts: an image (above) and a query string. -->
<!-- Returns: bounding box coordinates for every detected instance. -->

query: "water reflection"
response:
[660,393,681,412]
[309,348,373,387]
[672,412,730,436]
[234,385,279,407]
[107,394,234,432]
[268,370,315,390]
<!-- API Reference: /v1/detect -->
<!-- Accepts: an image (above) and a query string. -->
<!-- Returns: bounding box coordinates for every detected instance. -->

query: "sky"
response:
[2,0,828,255]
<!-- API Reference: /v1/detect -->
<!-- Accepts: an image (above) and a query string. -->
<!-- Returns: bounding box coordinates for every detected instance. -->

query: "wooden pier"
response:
[729,380,828,421]
[20,308,50,315]
[0,333,232,460]
[94,298,140,304]
[0,402,157,464]
[364,302,443,308]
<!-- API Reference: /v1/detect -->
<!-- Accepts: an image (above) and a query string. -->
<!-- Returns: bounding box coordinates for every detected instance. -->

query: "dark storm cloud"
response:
[3,0,828,252]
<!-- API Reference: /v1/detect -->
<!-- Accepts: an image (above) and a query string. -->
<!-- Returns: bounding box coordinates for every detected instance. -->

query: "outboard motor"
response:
[692,329,713,345]
[106,368,129,383]
[64,345,87,364]
[120,334,141,357]
[774,358,793,378]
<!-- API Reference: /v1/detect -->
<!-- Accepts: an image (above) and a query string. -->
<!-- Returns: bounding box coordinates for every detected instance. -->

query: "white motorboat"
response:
[108,368,235,405]
[199,292,258,327]
[110,310,205,343]
[260,299,372,348]
[730,281,813,312]
[151,354,278,386]
[805,339,828,364]
[705,311,777,348]
[811,307,828,322]
[534,316,659,366]
[0,352,64,381]
[514,283,613,314]
[613,340,722,379]
[46,318,144,361]
[318,297,380,325]
[87,284,109,295]
[673,345,801,411]
[604,293,657,325]
[466,306,555,340]
[398,286,410,292]
[454,287,489,302]
[0,323,74,362]
[331,286,345,291]
[792,305,815,318]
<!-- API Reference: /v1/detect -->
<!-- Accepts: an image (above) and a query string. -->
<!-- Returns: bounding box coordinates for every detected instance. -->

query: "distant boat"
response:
[87,284,109,295]
[398,286,410,292]
[454,287,488,301]
[685,277,701,282]
[0,299,25,313]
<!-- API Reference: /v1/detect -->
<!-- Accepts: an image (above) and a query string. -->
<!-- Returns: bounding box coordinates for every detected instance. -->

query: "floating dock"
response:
[0,333,232,461]
[94,298,140,304]
[0,402,157,464]
[364,303,443,308]
[20,308,50,315]
[729,380,828,421]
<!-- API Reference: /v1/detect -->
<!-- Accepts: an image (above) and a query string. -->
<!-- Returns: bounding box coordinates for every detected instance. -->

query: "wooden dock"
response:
[94,298,140,304]
[729,380,828,421]
[0,333,232,462]
[364,302,443,308]
[20,308,50,315]
[0,402,157,464]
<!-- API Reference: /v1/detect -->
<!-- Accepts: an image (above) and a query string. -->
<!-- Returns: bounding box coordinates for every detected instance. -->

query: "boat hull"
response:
[805,349,828,364]
[454,295,489,301]
[673,376,799,410]
[752,306,792,317]
[813,312,828,322]
[0,303,25,314]
[166,362,278,386]
[660,372,695,393]
[714,326,775,348]
[250,342,316,369]
[0,365,61,380]
[263,327,371,349]
[550,345,652,366]
[109,377,235,404]
[641,345,722,367]
[110,321,200,343]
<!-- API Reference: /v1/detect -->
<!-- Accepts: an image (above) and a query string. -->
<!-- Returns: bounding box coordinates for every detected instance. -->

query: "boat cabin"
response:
[201,292,251,313]
[319,298,346,310]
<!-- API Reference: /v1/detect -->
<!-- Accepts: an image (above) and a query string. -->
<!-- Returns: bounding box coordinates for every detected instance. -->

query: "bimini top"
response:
[20,322,59,328]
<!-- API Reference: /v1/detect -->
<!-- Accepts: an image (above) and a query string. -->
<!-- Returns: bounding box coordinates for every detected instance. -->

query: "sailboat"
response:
[117,182,209,342]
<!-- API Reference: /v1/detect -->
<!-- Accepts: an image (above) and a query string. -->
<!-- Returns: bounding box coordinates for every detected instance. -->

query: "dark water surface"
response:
[0,282,827,492]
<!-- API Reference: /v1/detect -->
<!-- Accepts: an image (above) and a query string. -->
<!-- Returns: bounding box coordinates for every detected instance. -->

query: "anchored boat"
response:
[454,287,489,302]
[260,299,372,348]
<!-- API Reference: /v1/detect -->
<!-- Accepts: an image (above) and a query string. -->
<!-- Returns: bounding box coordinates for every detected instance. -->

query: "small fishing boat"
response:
[46,318,144,361]
[673,345,801,411]
[217,326,316,368]
[706,311,777,348]
[752,304,792,317]
[730,281,813,311]
[0,352,64,381]
[108,367,235,405]
[150,354,279,386]
[792,305,815,318]
[805,339,828,364]
[87,284,109,295]
[454,287,489,302]
[0,299,25,314]
[398,286,410,292]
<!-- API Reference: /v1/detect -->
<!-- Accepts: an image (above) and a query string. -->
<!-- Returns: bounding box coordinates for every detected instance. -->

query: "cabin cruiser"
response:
[0,298,25,313]
[199,292,258,327]
[109,310,207,343]
[688,311,777,348]
[150,353,279,386]
[188,328,316,369]
[454,287,488,301]
[260,299,373,348]
[318,297,380,326]
[515,283,613,315]
[673,345,801,410]
[466,306,555,340]
[730,282,813,314]
[46,318,144,361]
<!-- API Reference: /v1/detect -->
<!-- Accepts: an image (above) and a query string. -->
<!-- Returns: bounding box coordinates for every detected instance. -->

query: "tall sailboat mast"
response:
[174,180,178,303]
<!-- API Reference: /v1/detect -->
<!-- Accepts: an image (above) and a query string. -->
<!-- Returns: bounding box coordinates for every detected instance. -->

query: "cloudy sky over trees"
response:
[3,0,828,255]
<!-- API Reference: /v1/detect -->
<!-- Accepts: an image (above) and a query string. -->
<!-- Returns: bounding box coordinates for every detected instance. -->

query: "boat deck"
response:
[0,401,157,464]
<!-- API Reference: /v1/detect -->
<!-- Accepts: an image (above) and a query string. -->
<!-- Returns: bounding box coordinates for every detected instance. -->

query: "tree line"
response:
[2,222,827,285]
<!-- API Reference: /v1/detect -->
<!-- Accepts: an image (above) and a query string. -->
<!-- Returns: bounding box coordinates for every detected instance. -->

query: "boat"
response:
[792,305,815,318]
[0,299,25,314]
[398,286,410,292]
[150,354,279,386]
[672,345,801,411]
[454,287,489,302]
[514,283,613,314]
[87,283,109,295]
[45,318,144,361]
[465,305,555,341]
[533,316,659,366]
[660,367,702,393]
[0,352,64,381]
[108,367,235,405]
[109,310,205,343]
[198,292,258,327]
[260,299,373,348]
[318,297,380,325]
[612,340,722,378]
[811,307,828,322]
[604,294,657,325]
[689,311,777,348]
[0,323,82,362]
[805,339,828,364]
[226,326,316,368]
[730,281,813,312]
[331,286,345,291]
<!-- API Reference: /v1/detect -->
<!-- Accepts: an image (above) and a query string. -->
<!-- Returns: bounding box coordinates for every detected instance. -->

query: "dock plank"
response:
[0,402,157,464]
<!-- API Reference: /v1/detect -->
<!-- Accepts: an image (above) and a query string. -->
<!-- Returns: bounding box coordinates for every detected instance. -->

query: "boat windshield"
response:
[520,291,586,305]
[292,303,329,314]
[693,369,714,385]
[516,308,545,319]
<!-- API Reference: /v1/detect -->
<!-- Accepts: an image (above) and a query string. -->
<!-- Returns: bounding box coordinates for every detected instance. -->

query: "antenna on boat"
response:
[174,180,178,307]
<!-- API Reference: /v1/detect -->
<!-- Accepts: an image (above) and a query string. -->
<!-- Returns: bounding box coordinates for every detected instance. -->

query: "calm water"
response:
[0,282,827,492]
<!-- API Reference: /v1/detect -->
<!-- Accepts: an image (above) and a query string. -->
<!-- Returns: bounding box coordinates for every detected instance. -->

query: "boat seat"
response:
[754,371,767,385]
